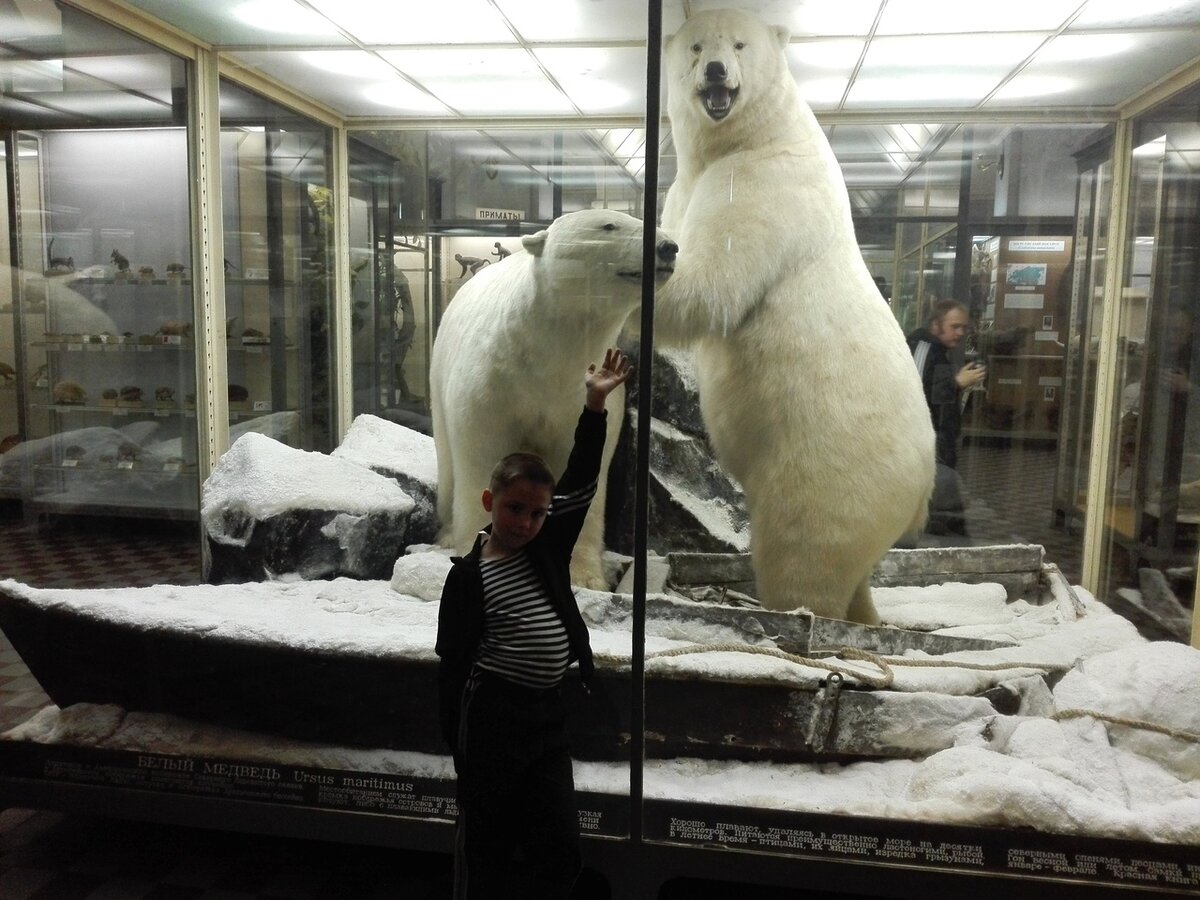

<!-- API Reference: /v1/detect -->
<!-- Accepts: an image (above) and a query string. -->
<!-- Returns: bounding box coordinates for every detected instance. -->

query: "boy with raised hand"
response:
[435,347,632,900]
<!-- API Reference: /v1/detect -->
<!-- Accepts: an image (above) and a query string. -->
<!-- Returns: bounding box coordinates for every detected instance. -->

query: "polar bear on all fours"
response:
[430,209,678,589]
[657,9,935,624]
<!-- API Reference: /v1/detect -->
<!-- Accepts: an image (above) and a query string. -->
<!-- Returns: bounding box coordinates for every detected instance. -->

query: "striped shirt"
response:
[474,548,571,688]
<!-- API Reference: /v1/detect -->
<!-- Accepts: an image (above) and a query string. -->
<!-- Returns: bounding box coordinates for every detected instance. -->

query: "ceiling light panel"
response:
[687,0,883,37]
[229,51,449,116]
[121,0,349,45]
[787,39,862,108]
[498,0,685,42]
[1072,0,1200,28]
[379,48,574,115]
[986,30,1200,107]
[845,34,1045,108]
[533,47,646,115]
[875,0,1081,34]
[306,0,516,45]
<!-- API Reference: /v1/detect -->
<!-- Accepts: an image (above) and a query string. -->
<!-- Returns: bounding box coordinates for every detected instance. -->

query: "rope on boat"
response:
[600,642,1070,690]
[1051,708,1200,744]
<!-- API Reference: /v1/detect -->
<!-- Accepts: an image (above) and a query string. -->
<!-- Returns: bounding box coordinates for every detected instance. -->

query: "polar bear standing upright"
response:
[431,209,678,589]
[657,9,935,624]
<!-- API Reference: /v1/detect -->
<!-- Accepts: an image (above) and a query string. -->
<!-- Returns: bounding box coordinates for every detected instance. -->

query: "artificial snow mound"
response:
[202,432,413,547]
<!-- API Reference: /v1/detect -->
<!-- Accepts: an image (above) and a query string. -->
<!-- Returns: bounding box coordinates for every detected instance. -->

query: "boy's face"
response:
[481,478,553,557]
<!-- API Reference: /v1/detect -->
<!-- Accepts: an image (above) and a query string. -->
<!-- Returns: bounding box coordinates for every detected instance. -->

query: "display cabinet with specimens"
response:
[0,13,198,523]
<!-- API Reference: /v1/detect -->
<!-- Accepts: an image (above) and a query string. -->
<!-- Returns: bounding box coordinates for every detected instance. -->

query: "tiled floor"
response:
[0,444,1084,899]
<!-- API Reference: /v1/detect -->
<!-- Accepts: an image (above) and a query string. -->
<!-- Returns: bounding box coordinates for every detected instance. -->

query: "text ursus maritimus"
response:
[431,209,678,589]
[656,9,935,624]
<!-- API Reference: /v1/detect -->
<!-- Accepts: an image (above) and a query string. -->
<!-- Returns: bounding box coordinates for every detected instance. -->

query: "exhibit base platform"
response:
[2,741,1198,899]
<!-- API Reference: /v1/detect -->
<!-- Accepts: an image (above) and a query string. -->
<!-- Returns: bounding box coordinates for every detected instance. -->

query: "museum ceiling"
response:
[1,0,1198,197]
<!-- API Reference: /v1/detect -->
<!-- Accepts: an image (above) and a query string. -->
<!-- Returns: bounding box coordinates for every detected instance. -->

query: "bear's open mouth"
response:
[700,85,737,120]
[617,265,674,280]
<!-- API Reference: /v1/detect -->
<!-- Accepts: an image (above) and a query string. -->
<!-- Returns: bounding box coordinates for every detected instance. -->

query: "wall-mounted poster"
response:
[1006,263,1048,287]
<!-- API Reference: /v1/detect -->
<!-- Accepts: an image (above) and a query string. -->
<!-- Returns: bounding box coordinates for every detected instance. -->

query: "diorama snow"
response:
[6,556,1200,845]
[330,414,437,489]
[201,431,416,548]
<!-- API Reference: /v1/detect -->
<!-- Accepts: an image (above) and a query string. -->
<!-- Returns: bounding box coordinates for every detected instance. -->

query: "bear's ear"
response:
[771,25,790,49]
[522,229,549,257]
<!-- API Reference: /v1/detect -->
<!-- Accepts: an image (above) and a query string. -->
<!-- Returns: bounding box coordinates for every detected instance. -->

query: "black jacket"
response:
[907,328,961,468]
[434,407,604,750]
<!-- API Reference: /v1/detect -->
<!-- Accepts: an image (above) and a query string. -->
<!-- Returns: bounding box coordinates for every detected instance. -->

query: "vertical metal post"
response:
[331,125,354,441]
[632,0,664,850]
[1080,117,1133,594]
[187,49,229,478]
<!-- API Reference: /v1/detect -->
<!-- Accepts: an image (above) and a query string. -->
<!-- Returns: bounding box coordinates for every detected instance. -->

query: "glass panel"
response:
[1100,83,1200,611]
[0,8,200,555]
[894,124,1111,582]
[349,121,649,848]
[1054,158,1115,542]
[219,80,334,452]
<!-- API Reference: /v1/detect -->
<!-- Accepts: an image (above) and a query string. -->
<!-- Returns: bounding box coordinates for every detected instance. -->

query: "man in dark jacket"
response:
[908,301,986,536]
[907,300,985,469]
[435,348,630,900]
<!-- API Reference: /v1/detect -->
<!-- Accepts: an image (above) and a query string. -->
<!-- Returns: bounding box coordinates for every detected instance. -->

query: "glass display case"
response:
[1097,83,1200,601]
[219,80,335,453]
[0,12,197,523]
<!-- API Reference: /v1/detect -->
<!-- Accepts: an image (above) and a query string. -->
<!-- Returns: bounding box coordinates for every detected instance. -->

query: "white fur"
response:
[430,209,675,589]
[658,9,935,623]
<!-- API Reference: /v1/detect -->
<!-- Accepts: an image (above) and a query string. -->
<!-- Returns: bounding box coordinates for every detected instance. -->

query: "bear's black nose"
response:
[657,239,679,261]
[704,61,726,83]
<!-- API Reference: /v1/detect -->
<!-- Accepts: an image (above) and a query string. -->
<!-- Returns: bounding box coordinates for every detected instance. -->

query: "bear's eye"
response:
[603,223,617,231]
[691,42,701,53]
[734,41,745,50]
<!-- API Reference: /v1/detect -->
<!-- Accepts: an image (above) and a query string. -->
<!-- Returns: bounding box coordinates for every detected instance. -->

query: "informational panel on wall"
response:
[971,236,1073,438]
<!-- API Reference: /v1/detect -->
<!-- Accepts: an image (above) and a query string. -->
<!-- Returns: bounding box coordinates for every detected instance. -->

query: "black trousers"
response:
[453,669,581,900]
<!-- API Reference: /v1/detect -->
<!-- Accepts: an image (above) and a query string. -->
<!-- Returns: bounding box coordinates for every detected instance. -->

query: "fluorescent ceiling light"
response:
[796,77,849,105]
[1075,0,1197,26]
[788,39,864,69]
[990,75,1075,100]
[381,48,535,79]
[849,75,1000,103]
[361,81,449,114]
[233,0,340,37]
[533,48,640,113]
[307,0,515,44]
[301,51,397,79]
[864,34,1044,68]
[1036,34,1139,62]
[876,0,1082,34]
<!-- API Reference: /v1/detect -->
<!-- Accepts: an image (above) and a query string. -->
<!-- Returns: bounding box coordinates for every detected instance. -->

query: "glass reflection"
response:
[219,80,335,452]
[1100,83,1200,616]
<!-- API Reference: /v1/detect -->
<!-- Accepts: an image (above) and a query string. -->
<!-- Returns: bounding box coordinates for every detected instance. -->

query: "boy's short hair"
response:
[489,452,555,494]
[928,299,967,327]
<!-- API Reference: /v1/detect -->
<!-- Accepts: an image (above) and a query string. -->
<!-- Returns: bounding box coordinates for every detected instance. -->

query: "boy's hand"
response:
[585,348,633,411]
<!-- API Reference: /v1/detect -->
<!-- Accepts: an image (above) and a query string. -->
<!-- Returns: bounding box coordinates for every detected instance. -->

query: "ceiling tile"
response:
[533,47,649,115]
[228,51,450,116]
[986,30,1200,107]
[498,0,684,42]
[1071,0,1200,29]
[875,0,1080,34]
[379,48,573,116]
[122,0,350,46]
[307,0,517,45]
[787,39,862,109]
[689,0,883,37]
